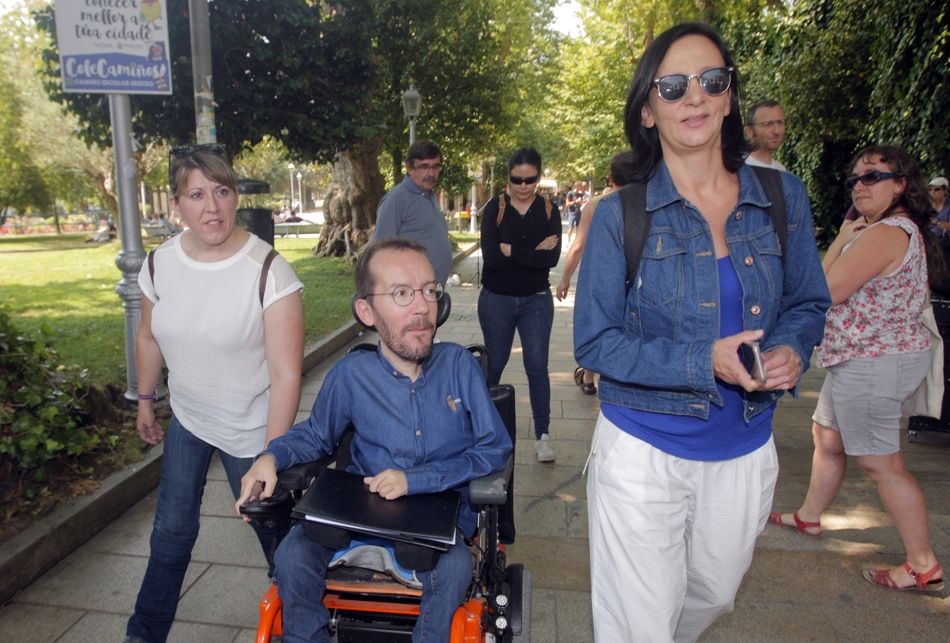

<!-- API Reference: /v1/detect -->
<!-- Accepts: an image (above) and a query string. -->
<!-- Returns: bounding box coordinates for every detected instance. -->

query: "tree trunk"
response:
[313,137,386,259]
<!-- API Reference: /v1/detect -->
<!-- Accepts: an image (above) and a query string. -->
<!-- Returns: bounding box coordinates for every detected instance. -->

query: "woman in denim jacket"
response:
[574,24,830,643]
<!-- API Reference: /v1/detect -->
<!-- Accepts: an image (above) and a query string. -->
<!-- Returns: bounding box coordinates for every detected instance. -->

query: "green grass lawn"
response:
[0,234,353,387]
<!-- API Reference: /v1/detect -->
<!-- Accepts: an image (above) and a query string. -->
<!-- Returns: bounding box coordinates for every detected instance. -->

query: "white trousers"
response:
[587,414,778,643]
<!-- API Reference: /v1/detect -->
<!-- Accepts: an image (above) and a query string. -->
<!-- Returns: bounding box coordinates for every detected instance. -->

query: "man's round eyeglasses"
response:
[365,283,444,307]
[929,186,946,192]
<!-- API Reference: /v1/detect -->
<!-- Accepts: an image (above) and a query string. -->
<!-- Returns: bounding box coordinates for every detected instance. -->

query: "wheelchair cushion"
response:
[330,536,422,589]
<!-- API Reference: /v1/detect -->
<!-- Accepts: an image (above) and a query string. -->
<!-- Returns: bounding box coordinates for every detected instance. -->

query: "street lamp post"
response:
[288,163,295,210]
[297,172,303,211]
[401,84,422,145]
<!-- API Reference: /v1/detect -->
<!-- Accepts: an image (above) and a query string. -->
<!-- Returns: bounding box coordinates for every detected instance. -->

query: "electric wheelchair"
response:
[240,292,531,642]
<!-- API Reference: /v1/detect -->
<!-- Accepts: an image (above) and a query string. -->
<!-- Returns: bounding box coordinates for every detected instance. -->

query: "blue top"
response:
[574,161,830,425]
[602,257,773,460]
[372,175,453,285]
[262,342,512,535]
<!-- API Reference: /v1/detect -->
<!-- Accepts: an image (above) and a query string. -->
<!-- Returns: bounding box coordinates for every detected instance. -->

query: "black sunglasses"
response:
[509,174,540,185]
[845,171,903,192]
[651,67,734,103]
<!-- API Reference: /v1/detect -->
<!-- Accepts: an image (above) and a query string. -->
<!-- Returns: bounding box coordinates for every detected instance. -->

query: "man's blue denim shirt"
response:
[263,342,512,535]
[574,161,831,422]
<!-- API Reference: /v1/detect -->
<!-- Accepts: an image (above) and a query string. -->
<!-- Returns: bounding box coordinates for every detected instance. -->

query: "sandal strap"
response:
[871,567,900,588]
[792,512,821,534]
[903,562,943,589]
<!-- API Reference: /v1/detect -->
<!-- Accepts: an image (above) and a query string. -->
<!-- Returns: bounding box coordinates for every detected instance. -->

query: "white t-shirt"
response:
[139,233,304,457]
[745,154,788,172]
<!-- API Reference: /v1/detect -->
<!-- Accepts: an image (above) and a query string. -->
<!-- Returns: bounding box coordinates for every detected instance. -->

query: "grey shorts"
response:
[813,351,931,456]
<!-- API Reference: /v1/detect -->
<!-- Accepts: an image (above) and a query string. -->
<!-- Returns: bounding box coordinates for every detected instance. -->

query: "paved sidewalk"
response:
[1,239,949,642]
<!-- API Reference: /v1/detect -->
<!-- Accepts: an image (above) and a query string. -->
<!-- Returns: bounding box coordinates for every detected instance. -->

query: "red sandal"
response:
[767,511,821,538]
[862,562,944,592]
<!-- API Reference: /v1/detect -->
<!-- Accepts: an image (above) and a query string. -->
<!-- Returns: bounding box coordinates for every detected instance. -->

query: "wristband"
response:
[138,392,157,401]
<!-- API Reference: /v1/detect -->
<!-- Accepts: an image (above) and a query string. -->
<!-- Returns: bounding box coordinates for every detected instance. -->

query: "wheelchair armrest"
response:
[468,455,513,505]
[277,456,335,493]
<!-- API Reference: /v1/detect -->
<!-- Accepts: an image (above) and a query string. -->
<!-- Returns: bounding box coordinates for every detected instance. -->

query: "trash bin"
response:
[236,179,274,247]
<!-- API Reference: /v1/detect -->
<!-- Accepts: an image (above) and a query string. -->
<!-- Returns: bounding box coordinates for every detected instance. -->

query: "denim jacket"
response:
[574,162,831,422]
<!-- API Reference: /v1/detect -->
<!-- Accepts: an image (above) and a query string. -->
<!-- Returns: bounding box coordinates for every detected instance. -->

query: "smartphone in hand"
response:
[740,341,767,385]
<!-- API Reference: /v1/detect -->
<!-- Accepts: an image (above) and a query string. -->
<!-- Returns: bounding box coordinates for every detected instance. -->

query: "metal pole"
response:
[190,0,216,144]
[409,117,416,145]
[288,165,295,208]
[297,173,303,210]
[109,94,146,401]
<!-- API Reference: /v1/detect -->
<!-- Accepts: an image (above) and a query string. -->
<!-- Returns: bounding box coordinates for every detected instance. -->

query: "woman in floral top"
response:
[770,145,946,592]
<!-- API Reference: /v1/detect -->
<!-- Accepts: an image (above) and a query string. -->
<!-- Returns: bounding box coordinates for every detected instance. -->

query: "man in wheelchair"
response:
[237,237,513,643]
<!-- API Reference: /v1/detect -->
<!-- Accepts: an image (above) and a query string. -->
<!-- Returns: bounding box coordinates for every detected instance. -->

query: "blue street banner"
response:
[53,0,173,95]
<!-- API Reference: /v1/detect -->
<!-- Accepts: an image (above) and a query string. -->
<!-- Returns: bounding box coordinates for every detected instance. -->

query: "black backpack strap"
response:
[260,248,279,307]
[620,182,651,291]
[147,248,158,301]
[748,166,787,264]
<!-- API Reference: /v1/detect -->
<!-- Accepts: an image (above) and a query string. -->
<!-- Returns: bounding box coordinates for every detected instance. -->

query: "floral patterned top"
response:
[817,216,930,368]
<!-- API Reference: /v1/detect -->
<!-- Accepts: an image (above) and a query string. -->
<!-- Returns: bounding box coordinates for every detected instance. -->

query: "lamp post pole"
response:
[297,172,303,211]
[288,163,295,210]
[401,84,422,146]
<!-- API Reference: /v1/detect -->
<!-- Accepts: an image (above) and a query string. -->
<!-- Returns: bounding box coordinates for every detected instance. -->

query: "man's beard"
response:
[376,315,434,363]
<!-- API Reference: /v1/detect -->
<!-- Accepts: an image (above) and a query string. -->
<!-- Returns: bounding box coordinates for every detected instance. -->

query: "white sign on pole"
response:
[53,0,173,95]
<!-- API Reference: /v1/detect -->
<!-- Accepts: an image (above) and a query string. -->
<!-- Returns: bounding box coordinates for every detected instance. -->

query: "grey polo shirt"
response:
[372,175,453,284]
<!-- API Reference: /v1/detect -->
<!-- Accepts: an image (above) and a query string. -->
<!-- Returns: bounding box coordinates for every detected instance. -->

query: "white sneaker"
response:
[536,433,555,462]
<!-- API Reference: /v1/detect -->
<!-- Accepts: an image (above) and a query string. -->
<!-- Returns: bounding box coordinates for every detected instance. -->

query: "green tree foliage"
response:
[0,77,51,215]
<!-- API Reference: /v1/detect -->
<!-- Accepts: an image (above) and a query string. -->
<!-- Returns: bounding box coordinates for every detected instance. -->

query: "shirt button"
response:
[751,305,761,315]
[744,256,754,266]
[392,371,398,376]
[416,431,421,436]
[736,211,742,220]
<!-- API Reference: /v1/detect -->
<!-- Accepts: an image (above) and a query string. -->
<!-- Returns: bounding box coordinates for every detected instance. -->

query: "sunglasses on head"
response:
[845,171,903,192]
[651,67,734,103]
[169,143,228,159]
[509,174,540,185]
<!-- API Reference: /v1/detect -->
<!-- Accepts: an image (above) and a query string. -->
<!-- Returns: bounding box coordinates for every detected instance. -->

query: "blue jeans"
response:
[478,288,554,438]
[127,416,283,643]
[274,524,473,643]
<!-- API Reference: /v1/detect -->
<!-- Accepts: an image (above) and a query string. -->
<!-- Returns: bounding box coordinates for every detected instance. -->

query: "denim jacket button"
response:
[735,211,742,220]
[750,305,761,315]
[744,256,754,266]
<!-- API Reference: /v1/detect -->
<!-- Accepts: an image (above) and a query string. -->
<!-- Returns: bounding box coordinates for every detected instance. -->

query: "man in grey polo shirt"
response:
[371,140,453,284]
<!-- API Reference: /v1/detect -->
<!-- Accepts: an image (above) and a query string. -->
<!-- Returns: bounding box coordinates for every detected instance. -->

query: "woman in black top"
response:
[479,147,562,462]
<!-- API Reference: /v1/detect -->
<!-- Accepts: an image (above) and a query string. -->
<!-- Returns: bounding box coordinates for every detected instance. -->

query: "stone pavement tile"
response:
[699,601,844,642]
[562,400,601,421]
[515,437,591,467]
[191,516,269,569]
[49,610,243,643]
[514,496,571,538]
[207,453,227,480]
[0,603,84,643]
[932,513,950,540]
[202,480,241,518]
[821,604,950,642]
[15,552,208,613]
[505,536,590,592]
[81,493,156,557]
[175,564,272,631]
[738,550,950,613]
[528,588,557,643]
[516,462,587,500]
[566,500,588,539]
[758,512,904,556]
[552,589,593,643]
[536,418,594,442]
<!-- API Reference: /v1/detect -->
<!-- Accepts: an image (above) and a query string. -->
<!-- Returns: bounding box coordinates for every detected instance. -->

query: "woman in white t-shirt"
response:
[124,145,304,643]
